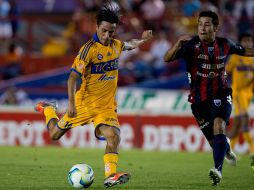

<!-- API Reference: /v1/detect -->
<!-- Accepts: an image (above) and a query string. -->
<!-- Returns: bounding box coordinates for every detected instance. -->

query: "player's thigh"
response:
[212,95,232,125]
[191,101,214,141]
[57,104,93,130]
[93,110,120,140]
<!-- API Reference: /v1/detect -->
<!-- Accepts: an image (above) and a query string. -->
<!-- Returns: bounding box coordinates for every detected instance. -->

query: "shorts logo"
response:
[214,99,221,107]
[227,95,232,105]
[97,53,103,60]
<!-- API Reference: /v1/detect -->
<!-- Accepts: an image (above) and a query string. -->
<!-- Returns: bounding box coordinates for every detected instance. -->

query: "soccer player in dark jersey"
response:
[164,10,254,186]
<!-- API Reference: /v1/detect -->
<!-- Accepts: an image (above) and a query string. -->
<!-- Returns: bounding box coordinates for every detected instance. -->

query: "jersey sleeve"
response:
[227,39,245,56]
[174,45,188,60]
[114,39,125,53]
[225,55,237,74]
[71,44,93,77]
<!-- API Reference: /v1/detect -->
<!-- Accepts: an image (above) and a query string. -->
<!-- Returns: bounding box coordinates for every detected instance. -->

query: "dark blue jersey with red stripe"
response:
[175,36,245,103]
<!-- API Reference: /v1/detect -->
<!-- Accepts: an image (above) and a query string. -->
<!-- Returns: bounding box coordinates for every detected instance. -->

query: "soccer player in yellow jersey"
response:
[226,33,254,155]
[35,3,153,188]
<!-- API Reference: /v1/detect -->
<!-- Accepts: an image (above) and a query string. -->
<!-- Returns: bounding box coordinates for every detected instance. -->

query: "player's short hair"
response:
[96,2,120,25]
[238,32,253,42]
[198,10,219,27]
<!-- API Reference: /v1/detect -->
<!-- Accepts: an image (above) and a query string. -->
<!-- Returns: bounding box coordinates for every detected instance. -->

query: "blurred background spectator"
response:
[0,0,253,104]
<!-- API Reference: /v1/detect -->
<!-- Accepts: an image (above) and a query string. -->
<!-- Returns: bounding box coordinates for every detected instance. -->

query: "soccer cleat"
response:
[104,172,131,188]
[34,101,58,113]
[225,137,237,166]
[209,168,222,186]
[225,150,237,166]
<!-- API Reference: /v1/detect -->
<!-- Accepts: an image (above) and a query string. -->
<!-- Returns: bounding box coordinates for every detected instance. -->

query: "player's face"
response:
[198,17,217,43]
[240,36,253,48]
[96,21,116,45]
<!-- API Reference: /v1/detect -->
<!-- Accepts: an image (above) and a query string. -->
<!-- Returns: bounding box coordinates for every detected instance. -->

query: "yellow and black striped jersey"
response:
[71,33,125,110]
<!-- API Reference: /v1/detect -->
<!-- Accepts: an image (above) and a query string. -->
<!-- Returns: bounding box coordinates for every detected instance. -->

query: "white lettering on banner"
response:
[6,121,18,145]
[120,123,134,149]
[184,126,203,152]
[159,126,185,151]
[0,121,46,146]
[142,124,210,151]
[19,121,34,146]
[142,125,159,150]
[32,122,46,146]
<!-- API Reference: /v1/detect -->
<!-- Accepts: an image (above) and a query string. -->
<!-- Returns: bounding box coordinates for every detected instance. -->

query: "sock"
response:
[243,132,253,146]
[213,134,227,172]
[104,153,118,178]
[230,136,238,150]
[44,107,59,128]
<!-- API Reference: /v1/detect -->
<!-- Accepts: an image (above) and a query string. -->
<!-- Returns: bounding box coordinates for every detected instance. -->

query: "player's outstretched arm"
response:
[67,71,79,118]
[244,48,254,57]
[123,30,153,51]
[164,35,192,62]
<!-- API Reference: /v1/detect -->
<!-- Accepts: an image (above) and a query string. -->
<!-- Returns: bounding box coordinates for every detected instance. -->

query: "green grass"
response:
[0,146,254,190]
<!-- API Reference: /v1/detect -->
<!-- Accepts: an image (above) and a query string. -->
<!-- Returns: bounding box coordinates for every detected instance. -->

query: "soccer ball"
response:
[68,164,94,188]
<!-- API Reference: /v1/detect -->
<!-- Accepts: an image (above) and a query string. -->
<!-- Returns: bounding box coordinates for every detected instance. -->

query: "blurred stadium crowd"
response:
[0,0,254,105]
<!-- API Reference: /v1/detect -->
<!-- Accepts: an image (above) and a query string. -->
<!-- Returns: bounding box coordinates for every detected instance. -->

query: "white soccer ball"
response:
[68,164,94,188]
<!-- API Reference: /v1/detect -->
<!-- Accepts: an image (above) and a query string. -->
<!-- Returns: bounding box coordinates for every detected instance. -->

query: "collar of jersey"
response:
[93,33,113,45]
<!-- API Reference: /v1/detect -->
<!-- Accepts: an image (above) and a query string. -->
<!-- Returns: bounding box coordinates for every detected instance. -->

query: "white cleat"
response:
[225,137,237,166]
[209,168,222,186]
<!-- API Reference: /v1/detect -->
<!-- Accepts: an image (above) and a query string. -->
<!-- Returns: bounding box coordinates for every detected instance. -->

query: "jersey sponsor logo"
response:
[198,54,209,60]
[98,74,116,81]
[214,99,221,107]
[91,58,119,74]
[97,53,103,60]
[196,71,219,78]
[201,63,224,70]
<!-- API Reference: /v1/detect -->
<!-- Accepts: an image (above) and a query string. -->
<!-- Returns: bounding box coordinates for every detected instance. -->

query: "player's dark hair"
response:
[238,32,252,42]
[198,10,219,27]
[96,2,120,25]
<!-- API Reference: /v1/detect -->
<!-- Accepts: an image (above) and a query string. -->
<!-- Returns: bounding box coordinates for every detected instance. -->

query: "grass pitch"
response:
[0,146,254,190]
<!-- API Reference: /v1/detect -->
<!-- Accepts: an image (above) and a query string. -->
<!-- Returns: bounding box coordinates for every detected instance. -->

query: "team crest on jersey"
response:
[214,99,221,107]
[208,47,214,55]
[97,53,103,60]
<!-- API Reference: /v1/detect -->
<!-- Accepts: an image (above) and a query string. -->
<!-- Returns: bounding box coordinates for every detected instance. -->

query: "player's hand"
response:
[67,104,77,118]
[142,30,153,41]
[176,35,192,47]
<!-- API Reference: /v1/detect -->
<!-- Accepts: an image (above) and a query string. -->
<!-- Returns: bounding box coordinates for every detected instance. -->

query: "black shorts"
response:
[191,94,232,141]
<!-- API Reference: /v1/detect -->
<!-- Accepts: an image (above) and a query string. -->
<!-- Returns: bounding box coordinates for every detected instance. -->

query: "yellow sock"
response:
[230,136,238,150]
[104,153,118,178]
[243,132,253,145]
[44,106,59,127]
